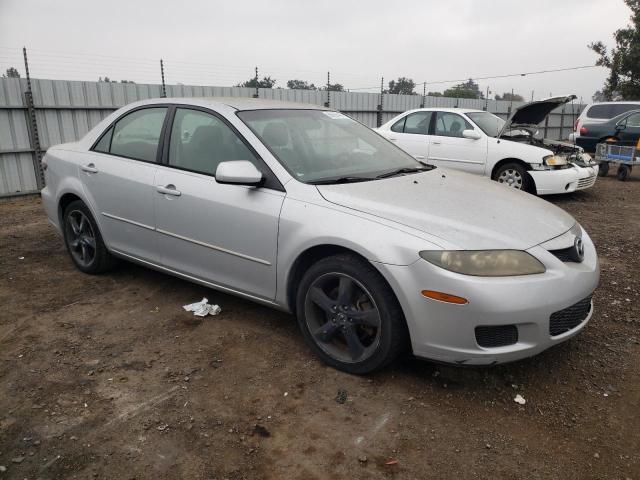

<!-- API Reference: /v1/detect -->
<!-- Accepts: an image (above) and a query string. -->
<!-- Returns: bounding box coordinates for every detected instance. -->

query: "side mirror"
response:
[215,161,264,187]
[616,123,627,131]
[462,129,482,140]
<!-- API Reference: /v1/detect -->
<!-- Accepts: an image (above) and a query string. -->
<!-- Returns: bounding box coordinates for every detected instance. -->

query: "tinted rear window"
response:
[586,103,640,120]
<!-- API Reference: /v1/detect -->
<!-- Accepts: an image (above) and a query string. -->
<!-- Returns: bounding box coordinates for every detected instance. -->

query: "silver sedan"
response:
[41,98,599,374]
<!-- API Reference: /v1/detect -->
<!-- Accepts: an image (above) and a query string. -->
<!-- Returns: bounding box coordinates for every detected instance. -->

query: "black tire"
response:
[617,164,631,182]
[493,162,534,193]
[598,162,609,177]
[62,200,117,274]
[295,253,409,374]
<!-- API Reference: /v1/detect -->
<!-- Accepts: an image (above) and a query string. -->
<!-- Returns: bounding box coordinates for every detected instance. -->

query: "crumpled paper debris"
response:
[513,394,526,405]
[183,298,221,317]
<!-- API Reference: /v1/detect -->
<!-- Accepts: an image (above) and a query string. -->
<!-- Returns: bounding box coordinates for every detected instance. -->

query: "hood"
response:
[498,95,577,138]
[317,169,575,250]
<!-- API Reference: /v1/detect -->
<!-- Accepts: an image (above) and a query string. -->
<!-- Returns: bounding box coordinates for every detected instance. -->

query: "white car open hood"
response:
[317,169,575,250]
[498,95,577,138]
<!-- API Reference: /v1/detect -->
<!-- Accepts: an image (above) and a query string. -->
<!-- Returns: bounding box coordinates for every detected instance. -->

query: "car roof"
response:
[403,107,487,114]
[123,97,329,111]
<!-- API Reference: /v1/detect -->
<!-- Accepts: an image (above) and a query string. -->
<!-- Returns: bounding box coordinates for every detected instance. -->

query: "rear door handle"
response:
[81,163,98,173]
[389,138,398,142]
[414,155,426,160]
[156,184,181,196]
[432,141,442,145]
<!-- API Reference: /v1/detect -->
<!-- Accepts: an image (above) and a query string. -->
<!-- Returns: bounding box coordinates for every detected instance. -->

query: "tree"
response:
[3,67,20,78]
[323,83,344,92]
[237,76,276,89]
[443,78,484,99]
[427,91,443,97]
[592,90,607,102]
[120,80,135,84]
[286,79,318,90]
[589,0,640,100]
[495,92,524,101]
[386,77,416,95]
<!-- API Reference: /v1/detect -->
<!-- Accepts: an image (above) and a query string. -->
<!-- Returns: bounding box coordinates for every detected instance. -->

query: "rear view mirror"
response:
[215,161,264,187]
[462,129,482,140]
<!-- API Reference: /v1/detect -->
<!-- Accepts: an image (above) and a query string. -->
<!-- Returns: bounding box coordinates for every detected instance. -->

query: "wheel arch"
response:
[58,192,85,226]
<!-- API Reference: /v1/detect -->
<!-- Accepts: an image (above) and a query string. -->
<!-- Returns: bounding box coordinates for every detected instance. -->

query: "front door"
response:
[153,107,284,300]
[428,111,486,174]
[618,112,640,146]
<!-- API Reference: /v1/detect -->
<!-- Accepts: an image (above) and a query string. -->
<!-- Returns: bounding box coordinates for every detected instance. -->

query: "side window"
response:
[434,112,472,138]
[391,117,406,133]
[403,112,432,135]
[108,107,167,162]
[626,113,640,127]
[94,126,113,153]
[168,108,259,176]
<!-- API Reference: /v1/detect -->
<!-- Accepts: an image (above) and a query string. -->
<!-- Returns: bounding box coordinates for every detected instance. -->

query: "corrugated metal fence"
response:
[0,77,584,197]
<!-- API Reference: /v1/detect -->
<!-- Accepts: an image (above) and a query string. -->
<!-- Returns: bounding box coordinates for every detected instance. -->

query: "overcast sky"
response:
[0,0,632,102]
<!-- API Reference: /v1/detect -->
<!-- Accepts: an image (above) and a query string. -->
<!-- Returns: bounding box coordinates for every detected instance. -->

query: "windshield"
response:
[237,109,423,183]
[466,111,506,137]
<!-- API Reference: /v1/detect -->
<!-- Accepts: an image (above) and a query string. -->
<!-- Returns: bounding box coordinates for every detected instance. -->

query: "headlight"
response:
[419,250,546,276]
[544,155,568,166]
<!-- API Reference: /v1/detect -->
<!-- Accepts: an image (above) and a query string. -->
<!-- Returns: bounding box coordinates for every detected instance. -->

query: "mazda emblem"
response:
[572,236,585,262]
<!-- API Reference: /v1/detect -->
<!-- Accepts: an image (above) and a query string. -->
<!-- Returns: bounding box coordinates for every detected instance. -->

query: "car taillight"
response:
[580,127,588,136]
[573,119,579,132]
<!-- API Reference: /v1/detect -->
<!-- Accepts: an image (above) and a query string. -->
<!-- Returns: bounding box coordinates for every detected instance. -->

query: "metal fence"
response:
[0,77,584,197]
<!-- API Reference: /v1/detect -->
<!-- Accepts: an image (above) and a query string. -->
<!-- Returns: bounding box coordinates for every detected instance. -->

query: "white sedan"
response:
[377,96,598,195]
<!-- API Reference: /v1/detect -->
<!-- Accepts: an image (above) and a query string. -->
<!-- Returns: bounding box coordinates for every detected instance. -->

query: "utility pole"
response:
[325,71,330,108]
[377,76,384,127]
[160,59,166,98]
[420,81,426,108]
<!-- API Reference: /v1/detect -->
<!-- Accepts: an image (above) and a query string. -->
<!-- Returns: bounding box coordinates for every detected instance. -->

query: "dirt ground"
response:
[1,173,639,480]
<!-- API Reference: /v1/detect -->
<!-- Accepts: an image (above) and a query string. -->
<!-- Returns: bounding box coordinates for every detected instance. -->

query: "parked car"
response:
[41,98,599,373]
[376,96,598,195]
[575,109,640,153]
[569,101,640,142]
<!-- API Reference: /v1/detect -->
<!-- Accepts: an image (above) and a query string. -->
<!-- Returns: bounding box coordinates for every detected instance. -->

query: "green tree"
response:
[589,0,640,100]
[237,76,276,89]
[495,92,524,101]
[287,79,317,90]
[322,83,344,92]
[3,67,20,78]
[386,77,416,95]
[427,91,443,97]
[120,79,135,84]
[443,79,484,99]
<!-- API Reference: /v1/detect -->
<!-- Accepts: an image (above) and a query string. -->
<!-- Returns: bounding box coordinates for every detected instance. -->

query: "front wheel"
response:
[296,254,408,374]
[493,162,533,193]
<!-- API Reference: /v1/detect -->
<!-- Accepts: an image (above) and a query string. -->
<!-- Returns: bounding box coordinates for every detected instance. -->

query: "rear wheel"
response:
[296,254,408,374]
[63,200,117,274]
[617,164,631,181]
[493,162,533,193]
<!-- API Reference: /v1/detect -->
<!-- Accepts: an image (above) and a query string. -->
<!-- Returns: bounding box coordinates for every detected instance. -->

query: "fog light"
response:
[421,290,468,305]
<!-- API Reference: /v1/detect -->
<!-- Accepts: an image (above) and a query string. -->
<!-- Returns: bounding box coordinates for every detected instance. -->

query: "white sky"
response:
[0,0,632,102]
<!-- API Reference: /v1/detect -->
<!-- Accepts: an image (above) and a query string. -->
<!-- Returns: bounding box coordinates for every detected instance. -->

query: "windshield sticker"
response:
[323,111,351,121]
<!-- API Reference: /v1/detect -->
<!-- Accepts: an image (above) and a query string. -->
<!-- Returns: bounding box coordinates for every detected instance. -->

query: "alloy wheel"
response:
[497,168,523,189]
[65,210,97,267]
[304,273,382,364]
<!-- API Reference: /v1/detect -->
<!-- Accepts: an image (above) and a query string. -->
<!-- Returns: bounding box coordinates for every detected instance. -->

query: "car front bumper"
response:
[529,164,598,195]
[377,229,599,365]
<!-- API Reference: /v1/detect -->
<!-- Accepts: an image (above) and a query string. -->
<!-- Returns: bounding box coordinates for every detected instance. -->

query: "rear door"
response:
[153,106,284,300]
[427,111,486,174]
[384,111,432,161]
[82,106,168,262]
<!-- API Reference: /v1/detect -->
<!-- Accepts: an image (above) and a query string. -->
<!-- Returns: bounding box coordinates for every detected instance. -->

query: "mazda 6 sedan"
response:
[41,98,599,374]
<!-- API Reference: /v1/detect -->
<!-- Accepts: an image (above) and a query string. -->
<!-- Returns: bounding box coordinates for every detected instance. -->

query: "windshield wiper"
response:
[308,176,374,185]
[374,166,432,179]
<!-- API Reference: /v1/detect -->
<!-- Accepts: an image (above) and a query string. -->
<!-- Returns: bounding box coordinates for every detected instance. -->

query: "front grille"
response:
[475,325,518,348]
[549,295,593,336]
[577,175,596,189]
[549,246,581,263]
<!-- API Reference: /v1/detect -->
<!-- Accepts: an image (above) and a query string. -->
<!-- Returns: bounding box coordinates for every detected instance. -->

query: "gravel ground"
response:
[1,174,639,480]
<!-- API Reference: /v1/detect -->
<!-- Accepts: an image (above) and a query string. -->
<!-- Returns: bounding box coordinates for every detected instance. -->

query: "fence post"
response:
[324,71,330,108]
[22,47,44,189]
[376,77,384,127]
[559,106,565,140]
[543,113,549,138]
[253,67,259,98]
[420,82,426,108]
[160,59,166,98]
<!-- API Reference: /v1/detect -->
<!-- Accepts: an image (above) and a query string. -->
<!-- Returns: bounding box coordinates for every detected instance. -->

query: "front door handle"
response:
[388,138,398,142]
[156,184,181,196]
[414,155,426,160]
[81,163,98,173]
[432,141,442,145]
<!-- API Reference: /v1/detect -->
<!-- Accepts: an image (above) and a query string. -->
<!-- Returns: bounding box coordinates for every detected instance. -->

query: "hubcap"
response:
[65,210,96,267]
[304,273,381,364]
[497,169,523,189]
